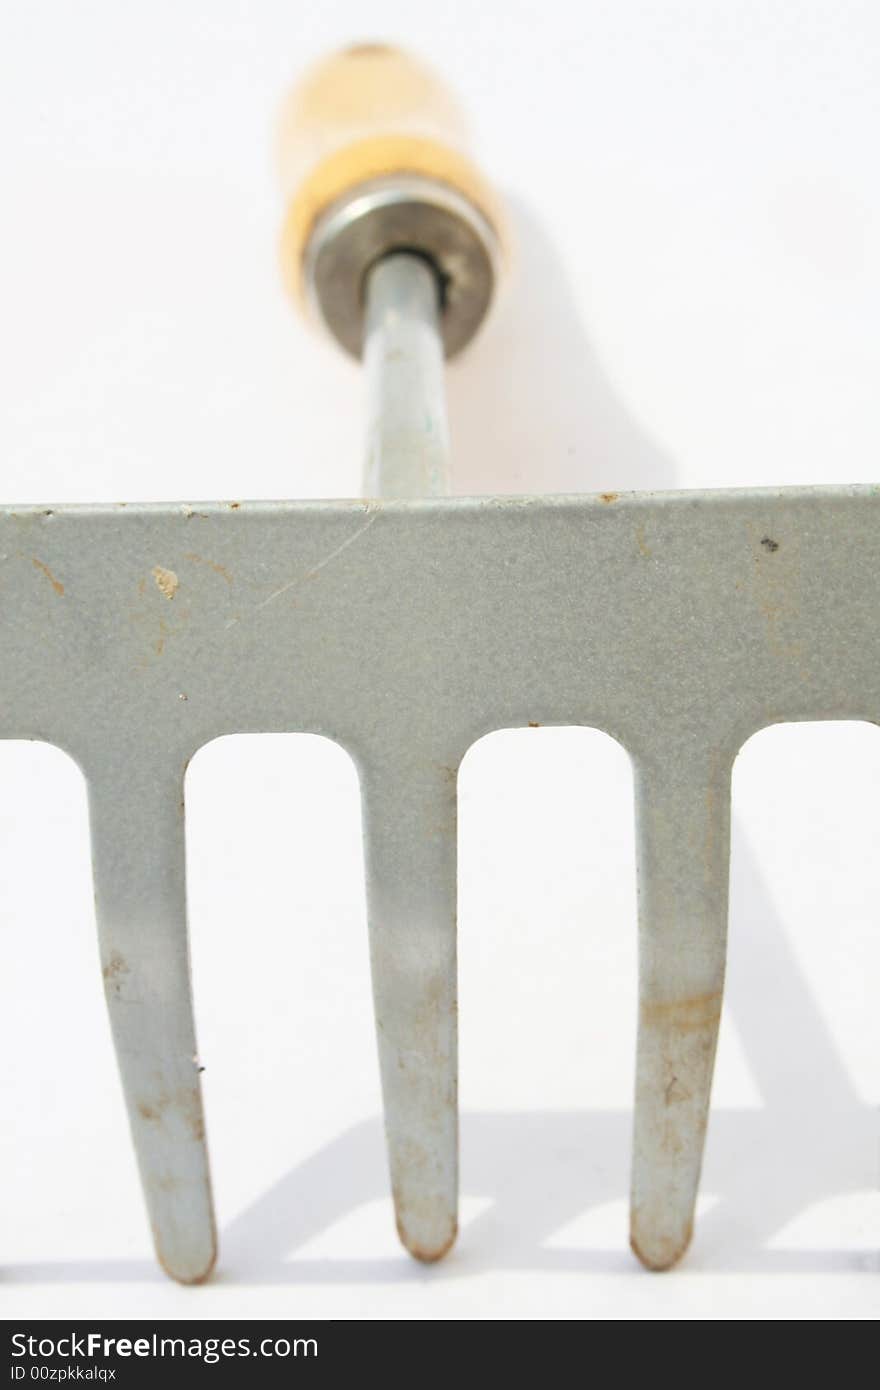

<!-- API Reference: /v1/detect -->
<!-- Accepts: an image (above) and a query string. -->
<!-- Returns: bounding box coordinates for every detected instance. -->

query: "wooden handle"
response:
[277,44,503,308]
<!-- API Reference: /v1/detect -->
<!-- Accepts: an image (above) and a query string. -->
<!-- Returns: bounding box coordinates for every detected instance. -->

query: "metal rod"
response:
[363,253,451,497]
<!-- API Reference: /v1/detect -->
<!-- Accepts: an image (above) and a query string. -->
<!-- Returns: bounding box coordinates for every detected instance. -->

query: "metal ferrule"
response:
[302,173,499,360]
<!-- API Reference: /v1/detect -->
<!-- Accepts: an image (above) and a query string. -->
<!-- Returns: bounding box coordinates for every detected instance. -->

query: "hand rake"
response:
[3,43,878,1283]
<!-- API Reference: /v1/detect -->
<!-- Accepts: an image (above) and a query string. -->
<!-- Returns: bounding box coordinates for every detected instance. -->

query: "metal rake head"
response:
[3,43,878,1284]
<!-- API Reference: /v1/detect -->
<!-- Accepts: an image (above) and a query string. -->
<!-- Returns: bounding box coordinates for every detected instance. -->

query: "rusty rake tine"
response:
[360,756,459,1262]
[629,747,732,1270]
[88,752,216,1284]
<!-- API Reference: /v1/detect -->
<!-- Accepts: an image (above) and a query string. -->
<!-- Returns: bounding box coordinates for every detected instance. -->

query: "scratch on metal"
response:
[224,510,379,630]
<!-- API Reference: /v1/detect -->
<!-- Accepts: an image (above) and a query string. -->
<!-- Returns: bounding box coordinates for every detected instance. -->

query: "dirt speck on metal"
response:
[152,566,179,600]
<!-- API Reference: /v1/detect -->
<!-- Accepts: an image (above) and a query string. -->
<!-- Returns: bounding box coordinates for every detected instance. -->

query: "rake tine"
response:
[629,747,732,1270]
[87,752,216,1284]
[360,756,459,1262]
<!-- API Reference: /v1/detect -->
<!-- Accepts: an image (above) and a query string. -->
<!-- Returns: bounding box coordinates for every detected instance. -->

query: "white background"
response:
[0,0,878,1321]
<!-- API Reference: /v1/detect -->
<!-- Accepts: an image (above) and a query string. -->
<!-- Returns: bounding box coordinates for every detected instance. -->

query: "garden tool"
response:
[2,43,877,1283]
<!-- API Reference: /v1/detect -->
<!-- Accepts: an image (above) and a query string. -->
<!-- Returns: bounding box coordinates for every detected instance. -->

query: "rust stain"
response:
[664,1074,692,1106]
[391,1147,458,1262]
[395,1212,458,1264]
[136,1084,205,1142]
[187,1102,206,1143]
[599,492,618,504]
[102,952,129,982]
[641,990,722,1033]
[528,720,541,728]
[635,523,651,558]
[228,501,241,510]
[406,973,455,1040]
[185,553,232,583]
[151,1220,217,1286]
[630,1219,693,1272]
[102,952,130,997]
[32,558,64,595]
[152,565,179,600]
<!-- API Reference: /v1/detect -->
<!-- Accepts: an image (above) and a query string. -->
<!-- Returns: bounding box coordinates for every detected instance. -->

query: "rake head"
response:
[4,44,877,1284]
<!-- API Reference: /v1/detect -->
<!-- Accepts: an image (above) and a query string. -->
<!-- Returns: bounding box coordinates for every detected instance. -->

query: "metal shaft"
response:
[363,253,451,497]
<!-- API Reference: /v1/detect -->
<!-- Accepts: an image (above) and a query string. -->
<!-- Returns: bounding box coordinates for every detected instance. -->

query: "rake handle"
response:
[277,43,502,319]
[278,44,504,498]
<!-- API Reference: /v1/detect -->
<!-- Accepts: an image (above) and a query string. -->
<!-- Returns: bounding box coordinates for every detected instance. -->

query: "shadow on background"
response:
[446,196,677,496]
